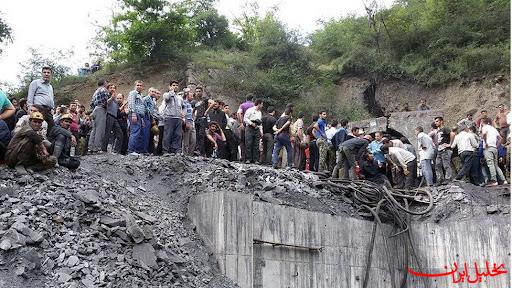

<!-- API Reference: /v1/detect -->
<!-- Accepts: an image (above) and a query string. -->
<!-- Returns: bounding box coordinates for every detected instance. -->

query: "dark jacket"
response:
[341,137,370,160]
[5,125,43,167]
[208,109,227,130]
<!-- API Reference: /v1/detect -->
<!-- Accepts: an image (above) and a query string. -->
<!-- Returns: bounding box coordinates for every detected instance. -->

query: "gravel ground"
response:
[0,153,508,287]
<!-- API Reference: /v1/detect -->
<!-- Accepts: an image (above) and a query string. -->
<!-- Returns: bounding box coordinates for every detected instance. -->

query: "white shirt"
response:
[451,131,478,154]
[243,106,262,126]
[388,147,416,170]
[417,132,435,161]
[481,124,500,148]
[390,139,405,149]
[325,127,338,142]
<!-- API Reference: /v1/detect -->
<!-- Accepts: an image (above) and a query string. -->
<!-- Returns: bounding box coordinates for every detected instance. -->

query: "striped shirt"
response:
[92,87,109,108]
[128,90,145,116]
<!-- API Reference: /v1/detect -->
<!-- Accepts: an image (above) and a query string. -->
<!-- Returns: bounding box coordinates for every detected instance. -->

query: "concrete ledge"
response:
[188,191,510,288]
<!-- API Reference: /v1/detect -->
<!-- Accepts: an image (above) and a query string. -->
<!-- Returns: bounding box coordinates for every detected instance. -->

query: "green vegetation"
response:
[311,0,510,86]
[0,13,12,55]
[95,0,508,119]
[10,0,509,121]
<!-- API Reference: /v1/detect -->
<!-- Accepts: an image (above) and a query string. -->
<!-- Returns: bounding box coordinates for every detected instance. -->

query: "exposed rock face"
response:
[337,75,510,124]
[0,153,508,287]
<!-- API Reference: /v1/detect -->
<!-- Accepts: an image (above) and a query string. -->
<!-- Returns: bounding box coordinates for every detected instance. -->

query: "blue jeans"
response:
[128,115,145,153]
[141,115,151,153]
[272,133,293,167]
[420,159,434,186]
[163,118,183,153]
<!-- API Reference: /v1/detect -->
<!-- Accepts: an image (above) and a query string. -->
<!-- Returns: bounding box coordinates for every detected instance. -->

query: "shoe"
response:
[245,160,251,164]
[503,181,508,185]
[486,182,498,187]
[272,165,278,169]
[15,165,27,175]
[129,152,140,156]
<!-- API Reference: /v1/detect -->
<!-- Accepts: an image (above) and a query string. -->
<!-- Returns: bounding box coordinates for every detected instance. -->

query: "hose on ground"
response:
[310,177,435,288]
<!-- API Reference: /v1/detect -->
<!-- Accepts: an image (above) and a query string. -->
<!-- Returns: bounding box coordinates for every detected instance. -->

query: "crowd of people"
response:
[0,66,510,188]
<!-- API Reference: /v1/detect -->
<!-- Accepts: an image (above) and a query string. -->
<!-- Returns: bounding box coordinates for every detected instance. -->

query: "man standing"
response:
[5,112,56,171]
[162,80,185,154]
[451,124,479,182]
[193,86,209,156]
[415,126,436,187]
[237,94,254,161]
[243,99,263,164]
[143,87,160,154]
[417,98,431,111]
[475,110,488,130]
[223,105,239,161]
[104,84,123,153]
[272,106,293,168]
[50,114,80,169]
[27,66,55,133]
[434,116,454,184]
[88,80,110,153]
[206,99,227,128]
[292,112,306,170]
[127,80,147,154]
[368,131,386,172]
[182,89,196,155]
[481,117,507,186]
[68,102,80,139]
[314,111,329,172]
[494,104,510,138]
[331,119,349,177]
[261,106,277,165]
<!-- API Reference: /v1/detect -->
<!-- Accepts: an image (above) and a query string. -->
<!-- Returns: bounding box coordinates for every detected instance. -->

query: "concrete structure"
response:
[349,110,443,145]
[188,191,510,288]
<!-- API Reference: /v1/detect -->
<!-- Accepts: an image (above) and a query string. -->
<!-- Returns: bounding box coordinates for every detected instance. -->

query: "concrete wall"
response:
[187,192,253,288]
[349,117,388,135]
[188,191,510,288]
[348,110,443,144]
[388,110,444,145]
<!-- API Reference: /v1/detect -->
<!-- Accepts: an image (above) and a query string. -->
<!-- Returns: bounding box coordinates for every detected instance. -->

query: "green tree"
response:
[0,13,12,54]
[193,9,234,48]
[310,0,510,85]
[101,0,195,64]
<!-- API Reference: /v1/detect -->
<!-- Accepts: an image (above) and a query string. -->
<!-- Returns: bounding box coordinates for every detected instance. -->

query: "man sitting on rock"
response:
[50,113,80,170]
[5,112,57,171]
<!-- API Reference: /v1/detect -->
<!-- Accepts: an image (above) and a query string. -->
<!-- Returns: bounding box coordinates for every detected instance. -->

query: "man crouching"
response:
[50,113,80,170]
[5,112,57,171]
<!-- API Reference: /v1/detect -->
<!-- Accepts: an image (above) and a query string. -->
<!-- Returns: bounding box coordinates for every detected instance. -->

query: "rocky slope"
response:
[56,62,510,128]
[0,154,508,287]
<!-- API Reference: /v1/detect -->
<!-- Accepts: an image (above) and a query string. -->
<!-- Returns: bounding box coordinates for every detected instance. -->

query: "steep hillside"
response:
[56,65,510,125]
[338,75,510,124]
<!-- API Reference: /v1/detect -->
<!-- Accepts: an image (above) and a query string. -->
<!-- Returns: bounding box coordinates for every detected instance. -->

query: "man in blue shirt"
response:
[314,111,329,172]
[143,88,160,154]
[367,131,386,172]
[182,89,196,155]
[127,80,147,154]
